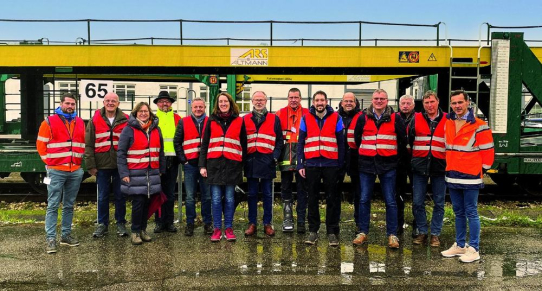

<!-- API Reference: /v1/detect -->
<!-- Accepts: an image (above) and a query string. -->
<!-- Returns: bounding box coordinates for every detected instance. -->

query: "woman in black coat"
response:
[199,92,246,242]
[117,102,165,245]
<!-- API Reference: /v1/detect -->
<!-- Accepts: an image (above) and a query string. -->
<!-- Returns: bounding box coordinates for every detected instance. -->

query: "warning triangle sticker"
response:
[399,52,408,62]
[428,53,437,61]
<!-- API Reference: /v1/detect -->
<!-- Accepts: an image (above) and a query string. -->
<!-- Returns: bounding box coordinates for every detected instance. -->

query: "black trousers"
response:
[395,167,413,230]
[155,159,179,226]
[280,170,309,222]
[338,168,361,225]
[306,167,341,234]
[131,195,150,232]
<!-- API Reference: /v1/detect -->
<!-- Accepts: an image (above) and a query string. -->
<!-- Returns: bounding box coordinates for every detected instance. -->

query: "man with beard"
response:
[297,90,344,246]
[37,93,85,253]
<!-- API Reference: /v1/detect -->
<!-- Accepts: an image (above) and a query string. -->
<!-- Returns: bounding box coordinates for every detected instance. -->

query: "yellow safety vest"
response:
[156,110,180,156]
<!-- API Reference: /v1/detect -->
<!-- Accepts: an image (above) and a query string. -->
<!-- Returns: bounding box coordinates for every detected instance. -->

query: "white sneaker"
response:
[459,246,480,263]
[441,242,467,257]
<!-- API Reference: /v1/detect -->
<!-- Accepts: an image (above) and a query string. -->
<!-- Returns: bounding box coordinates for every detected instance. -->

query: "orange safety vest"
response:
[42,115,85,166]
[244,113,277,154]
[277,106,309,143]
[182,116,208,160]
[347,112,362,149]
[303,113,339,160]
[207,117,243,162]
[359,114,398,157]
[92,109,129,153]
[126,128,161,170]
[412,112,446,159]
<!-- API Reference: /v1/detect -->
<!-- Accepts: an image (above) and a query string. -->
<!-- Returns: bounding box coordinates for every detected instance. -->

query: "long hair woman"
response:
[117,102,165,245]
[199,92,246,242]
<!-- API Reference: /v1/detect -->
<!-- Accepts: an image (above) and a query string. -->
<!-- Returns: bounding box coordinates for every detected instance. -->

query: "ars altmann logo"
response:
[231,48,269,66]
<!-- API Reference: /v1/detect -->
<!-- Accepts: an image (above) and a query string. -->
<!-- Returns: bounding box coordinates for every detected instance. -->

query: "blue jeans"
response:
[97,169,126,225]
[184,163,212,225]
[210,185,236,229]
[449,188,480,251]
[412,174,446,236]
[45,168,84,239]
[358,170,398,236]
[247,178,273,225]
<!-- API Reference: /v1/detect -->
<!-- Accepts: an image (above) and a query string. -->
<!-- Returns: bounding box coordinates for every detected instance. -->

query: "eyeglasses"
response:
[253,99,266,103]
[157,100,171,104]
[373,98,388,101]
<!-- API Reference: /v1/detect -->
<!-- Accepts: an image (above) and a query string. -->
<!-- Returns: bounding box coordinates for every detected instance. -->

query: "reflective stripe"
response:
[377,134,396,140]
[431,146,446,152]
[164,138,174,142]
[413,145,430,151]
[360,144,376,150]
[72,142,85,148]
[362,136,376,141]
[304,146,338,153]
[184,148,201,154]
[183,138,201,146]
[165,152,176,156]
[254,142,275,150]
[46,152,73,158]
[47,142,72,148]
[432,137,445,143]
[445,177,483,185]
[209,137,224,143]
[482,164,491,169]
[282,131,288,136]
[73,153,84,158]
[347,138,355,143]
[95,141,111,148]
[376,144,397,150]
[414,136,432,142]
[347,129,354,134]
[247,134,257,140]
[149,148,160,153]
[476,125,490,133]
[40,155,47,160]
[128,149,149,155]
[113,132,121,137]
[37,136,50,142]
[306,136,337,143]
[127,157,160,163]
[208,146,242,156]
[306,137,320,143]
[478,142,494,150]
[224,138,241,146]
[256,133,276,141]
[446,144,478,152]
[113,141,118,146]
[320,137,337,143]
[95,132,111,139]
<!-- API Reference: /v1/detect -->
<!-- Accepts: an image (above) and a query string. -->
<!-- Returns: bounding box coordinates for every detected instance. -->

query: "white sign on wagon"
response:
[79,80,114,102]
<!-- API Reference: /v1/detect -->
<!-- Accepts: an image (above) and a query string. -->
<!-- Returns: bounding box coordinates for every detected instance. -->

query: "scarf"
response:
[137,118,151,132]
[55,107,77,122]
[218,111,232,120]
[252,107,268,124]
[193,113,206,124]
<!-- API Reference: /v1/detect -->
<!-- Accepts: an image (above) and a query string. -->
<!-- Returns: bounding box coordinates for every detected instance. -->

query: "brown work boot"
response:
[430,235,441,247]
[264,224,275,237]
[352,232,368,246]
[412,234,428,245]
[244,223,257,237]
[388,235,400,249]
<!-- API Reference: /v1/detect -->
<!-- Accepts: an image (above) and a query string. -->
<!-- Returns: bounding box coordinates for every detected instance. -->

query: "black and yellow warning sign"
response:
[399,51,420,63]
[428,53,437,61]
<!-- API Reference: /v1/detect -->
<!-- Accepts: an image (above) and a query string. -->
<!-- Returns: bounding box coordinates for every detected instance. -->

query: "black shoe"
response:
[204,223,214,235]
[92,223,108,238]
[304,232,318,245]
[154,223,164,233]
[166,224,178,233]
[328,234,339,247]
[60,235,80,247]
[116,223,128,237]
[297,223,306,234]
[184,224,194,236]
[46,238,57,254]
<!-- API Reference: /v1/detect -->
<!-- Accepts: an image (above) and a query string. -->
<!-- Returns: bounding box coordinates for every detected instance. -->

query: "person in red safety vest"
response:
[37,93,85,254]
[199,92,247,242]
[173,97,213,236]
[441,90,494,263]
[85,92,129,239]
[297,90,344,247]
[275,88,310,233]
[350,89,407,249]
[243,91,283,237]
[409,91,447,247]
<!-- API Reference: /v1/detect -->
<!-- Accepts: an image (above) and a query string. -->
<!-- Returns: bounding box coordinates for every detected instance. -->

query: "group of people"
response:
[37,87,494,263]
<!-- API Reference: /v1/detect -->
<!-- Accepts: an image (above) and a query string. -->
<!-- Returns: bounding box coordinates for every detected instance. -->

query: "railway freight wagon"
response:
[0,30,540,195]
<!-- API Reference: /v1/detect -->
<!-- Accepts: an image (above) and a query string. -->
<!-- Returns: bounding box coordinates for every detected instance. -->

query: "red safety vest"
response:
[92,109,129,153]
[359,114,398,157]
[244,113,277,154]
[182,116,208,160]
[44,115,85,166]
[277,106,309,143]
[347,112,362,149]
[207,117,243,162]
[412,112,447,159]
[126,127,161,170]
[303,113,339,160]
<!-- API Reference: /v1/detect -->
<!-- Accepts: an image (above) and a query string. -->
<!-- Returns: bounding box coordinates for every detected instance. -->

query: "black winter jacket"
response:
[199,113,247,186]
[117,116,166,196]
[338,101,361,176]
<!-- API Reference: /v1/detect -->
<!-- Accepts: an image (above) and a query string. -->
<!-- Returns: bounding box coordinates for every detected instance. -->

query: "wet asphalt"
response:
[1,221,541,290]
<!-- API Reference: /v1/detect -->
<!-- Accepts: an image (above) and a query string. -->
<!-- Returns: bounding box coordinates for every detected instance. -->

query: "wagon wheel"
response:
[20,172,47,195]
[488,173,517,188]
[517,175,542,196]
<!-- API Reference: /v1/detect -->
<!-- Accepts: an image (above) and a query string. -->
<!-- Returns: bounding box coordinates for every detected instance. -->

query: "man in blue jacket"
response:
[297,90,344,246]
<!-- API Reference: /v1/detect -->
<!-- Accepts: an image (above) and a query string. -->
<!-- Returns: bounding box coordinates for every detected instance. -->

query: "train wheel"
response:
[488,173,517,188]
[517,175,542,196]
[20,172,47,195]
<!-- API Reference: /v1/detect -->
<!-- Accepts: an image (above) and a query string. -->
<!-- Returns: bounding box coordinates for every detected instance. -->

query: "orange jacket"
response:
[445,111,494,189]
[37,115,85,172]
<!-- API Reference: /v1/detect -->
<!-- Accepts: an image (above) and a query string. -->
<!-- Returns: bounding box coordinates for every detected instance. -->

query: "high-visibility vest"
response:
[359,114,398,157]
[126,127,161,170]
[92,109,129,153]
[277,106,309,143]
[347,112,362,149]
[182,116,208,160]
[207,117,243,162]
[156,110,181,156]
[412,112,446,159]
[303,113,339,160]
[244,113,277,154]
[41,115,85,166]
